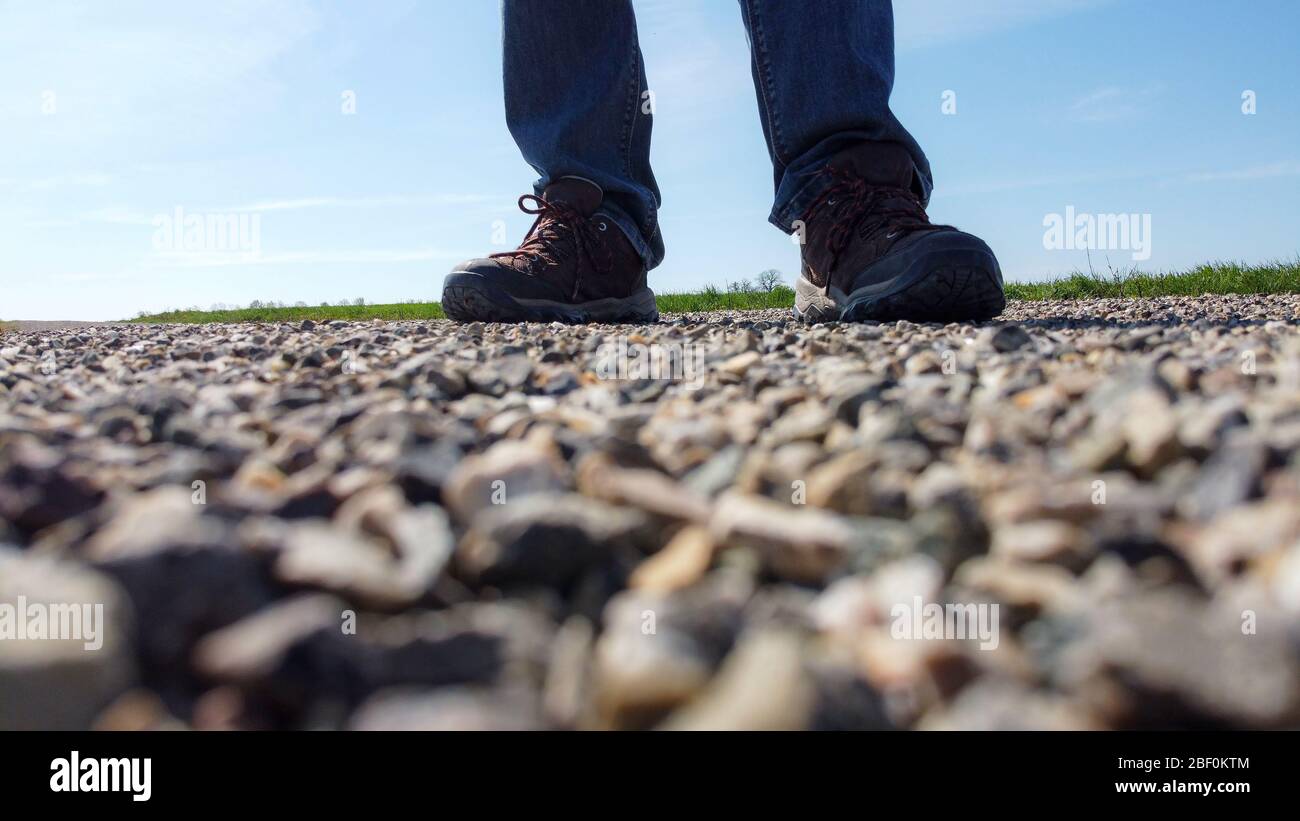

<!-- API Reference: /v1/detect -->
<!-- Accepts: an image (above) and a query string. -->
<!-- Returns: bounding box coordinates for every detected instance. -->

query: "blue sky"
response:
[2,0,1297,320]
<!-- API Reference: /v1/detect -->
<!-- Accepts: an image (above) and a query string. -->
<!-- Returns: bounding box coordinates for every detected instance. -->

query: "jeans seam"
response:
[617,36,661,259]
[625,40,661,259]
[620,38,639,184]
[743,0,787,167]
[637,44,662,250]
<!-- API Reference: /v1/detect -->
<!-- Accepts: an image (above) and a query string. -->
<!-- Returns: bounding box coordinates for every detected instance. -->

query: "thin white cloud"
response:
[48,270,145,284]
[0,173,113,191]
[936,169,1148,197]
[83,207,156,226]
[76,194,501,226]
[1184,161,1300,183]
[936,160,1300,197]
[147,248,469,268]
[227,194,500,212]
[22,218,83,229]
[1067,83,1163,123]
[894,0,1115,50]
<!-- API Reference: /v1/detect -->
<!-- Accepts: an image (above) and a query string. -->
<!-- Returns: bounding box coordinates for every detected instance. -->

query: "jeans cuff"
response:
[767,171,839,234]
[767,153,934,234]
[596,202,660,270]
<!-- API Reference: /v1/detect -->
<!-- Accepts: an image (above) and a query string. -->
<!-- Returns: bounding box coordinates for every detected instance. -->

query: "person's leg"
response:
[737,0,930,231]
[737,0,1004,323]
[503,0,663,269]
[442,1,660,323]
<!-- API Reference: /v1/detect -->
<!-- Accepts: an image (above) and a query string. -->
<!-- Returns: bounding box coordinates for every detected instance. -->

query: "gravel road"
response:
[3,294,1299,730]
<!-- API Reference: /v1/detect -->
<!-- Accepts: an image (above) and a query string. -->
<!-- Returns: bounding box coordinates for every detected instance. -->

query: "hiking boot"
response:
[442,177,658,323]
[793,143,1005,323]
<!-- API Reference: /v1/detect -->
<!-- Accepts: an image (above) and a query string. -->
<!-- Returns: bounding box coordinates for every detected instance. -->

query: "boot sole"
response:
[442,272,659,324]
[794,247,1005,324]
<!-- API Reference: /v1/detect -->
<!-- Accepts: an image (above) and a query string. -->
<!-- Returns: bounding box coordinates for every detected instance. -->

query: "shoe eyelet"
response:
[597,221,608,231]
[827,198,836,206]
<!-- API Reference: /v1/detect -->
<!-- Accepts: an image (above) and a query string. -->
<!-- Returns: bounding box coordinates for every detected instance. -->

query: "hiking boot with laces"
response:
[794,143,1005,323]
[442,177,658,323]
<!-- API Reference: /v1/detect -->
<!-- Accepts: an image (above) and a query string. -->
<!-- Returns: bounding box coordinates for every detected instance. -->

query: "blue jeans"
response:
[503,0,932,271]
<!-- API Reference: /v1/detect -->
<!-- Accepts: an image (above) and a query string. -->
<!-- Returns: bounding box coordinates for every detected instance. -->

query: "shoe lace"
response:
[803,167,951,288]
[490,194,613,300]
